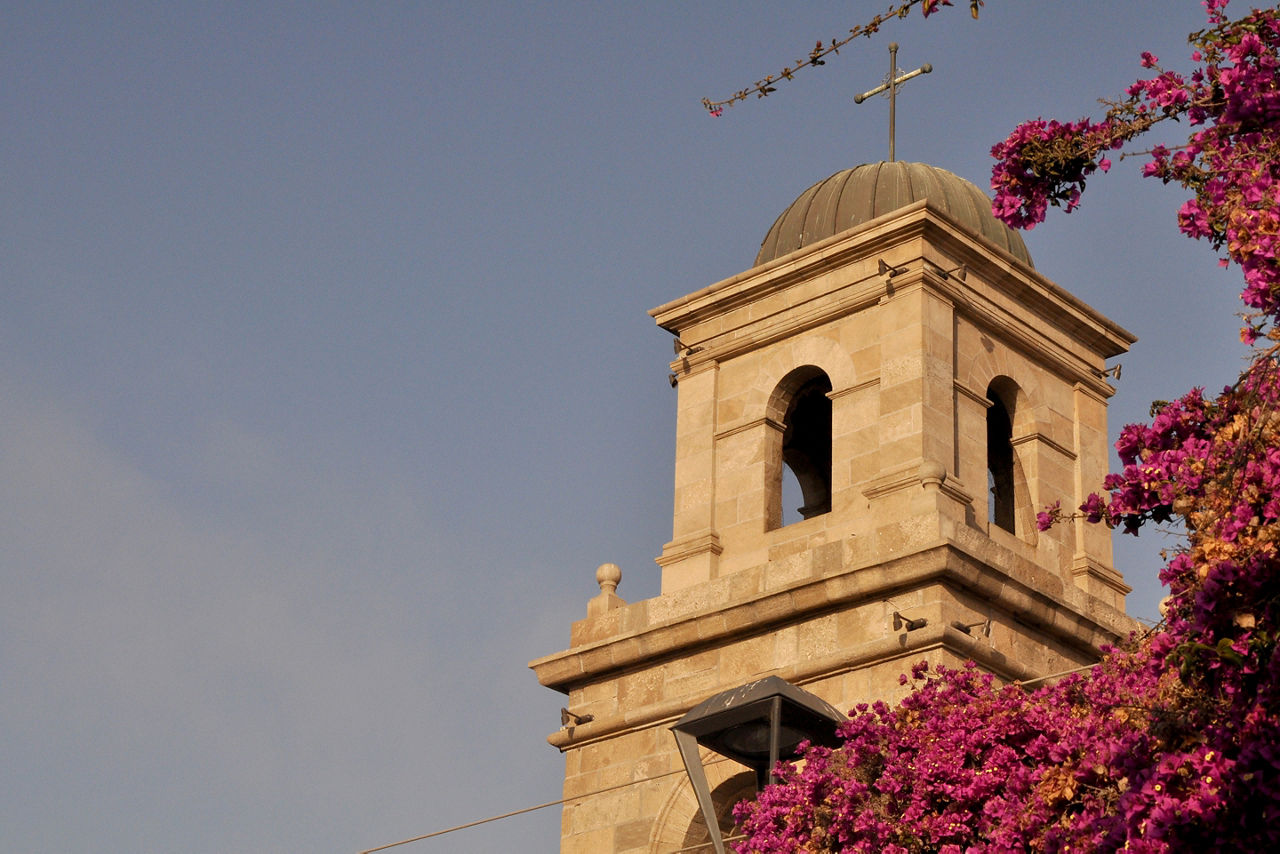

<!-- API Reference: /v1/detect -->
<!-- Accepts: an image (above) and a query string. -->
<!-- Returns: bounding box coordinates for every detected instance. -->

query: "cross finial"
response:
[853,43,933,162]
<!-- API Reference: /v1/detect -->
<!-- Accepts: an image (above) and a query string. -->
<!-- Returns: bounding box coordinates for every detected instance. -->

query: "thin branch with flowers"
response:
[699,0,983,116]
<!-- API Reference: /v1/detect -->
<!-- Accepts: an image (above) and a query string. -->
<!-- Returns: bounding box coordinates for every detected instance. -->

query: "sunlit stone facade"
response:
[531,163,1138,852]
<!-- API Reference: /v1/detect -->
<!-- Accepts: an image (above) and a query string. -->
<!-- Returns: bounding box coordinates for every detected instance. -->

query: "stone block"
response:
[720,633,775,684]
[796,614,838,661]
[663,663,723,704]
[562,826,614,854]
[613,819,652,852]
[616,668,665,712]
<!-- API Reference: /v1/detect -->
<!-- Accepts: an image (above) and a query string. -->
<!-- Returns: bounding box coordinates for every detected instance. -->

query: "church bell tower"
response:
[530,160,1137,852]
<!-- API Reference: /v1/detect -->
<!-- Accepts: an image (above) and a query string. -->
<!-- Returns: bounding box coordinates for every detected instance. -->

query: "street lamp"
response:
[671,676,845,854]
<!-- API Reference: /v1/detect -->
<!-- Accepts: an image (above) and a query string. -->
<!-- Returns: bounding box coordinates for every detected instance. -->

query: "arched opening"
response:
[772,367,832,527]
[986,379,1017,534]
[677,772,757,853]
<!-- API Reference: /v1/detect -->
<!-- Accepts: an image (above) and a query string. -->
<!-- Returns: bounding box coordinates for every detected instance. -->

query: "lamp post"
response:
[671,676,845,854]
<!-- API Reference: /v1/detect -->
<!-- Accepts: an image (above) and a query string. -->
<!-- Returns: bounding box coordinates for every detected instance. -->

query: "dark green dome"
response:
[755,161,1033,268]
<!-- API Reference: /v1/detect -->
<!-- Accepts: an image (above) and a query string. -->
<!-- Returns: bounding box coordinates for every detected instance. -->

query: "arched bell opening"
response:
[986,376,1027,536]
[767,366,833,529]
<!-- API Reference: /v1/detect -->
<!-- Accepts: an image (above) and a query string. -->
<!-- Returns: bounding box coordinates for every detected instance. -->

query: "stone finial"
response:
[596,562,622,594]
[919,460,947,487]
[587,563,625,618]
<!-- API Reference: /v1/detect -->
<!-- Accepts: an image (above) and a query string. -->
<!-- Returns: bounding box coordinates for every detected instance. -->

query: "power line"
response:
[361,661,1120,851]
[357,764,701,853]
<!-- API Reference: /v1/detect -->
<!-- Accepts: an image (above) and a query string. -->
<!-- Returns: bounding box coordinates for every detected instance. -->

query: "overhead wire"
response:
[357,760,725,853]
[362,660,1126,851]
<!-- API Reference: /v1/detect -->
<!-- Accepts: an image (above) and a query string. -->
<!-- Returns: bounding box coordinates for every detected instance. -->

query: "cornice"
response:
[652,204,1134,395]
[530,536,1136,696]
[543,623,1037,752]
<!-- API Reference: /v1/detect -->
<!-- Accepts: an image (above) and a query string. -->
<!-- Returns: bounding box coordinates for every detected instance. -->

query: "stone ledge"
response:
[530,536,1137,695]
[650,204,1134,386]
[543,621,1042,753]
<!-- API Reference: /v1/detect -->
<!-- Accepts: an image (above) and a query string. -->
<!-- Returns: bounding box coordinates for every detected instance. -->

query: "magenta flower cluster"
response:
[990,0,1280,341]
[734,2,1280,850]
[990,117,1120,229]
[1026,353,1280,851]
[738,375,1280,853]
[734,655,1214,853]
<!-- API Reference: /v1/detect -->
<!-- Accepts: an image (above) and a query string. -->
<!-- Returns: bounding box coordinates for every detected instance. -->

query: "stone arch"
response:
[959,342,1044,438]
[766,366,833,528]
[649,761,756,853]
[728,338,854,530]
[986,377,1018,533]
[985,376,1037,540]
[747,334,856,422]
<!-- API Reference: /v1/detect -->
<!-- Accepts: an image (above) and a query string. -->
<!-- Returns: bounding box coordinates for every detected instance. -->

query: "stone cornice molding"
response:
[655,532,723,567]
[650,203,1135,395]
[830,376,879,400]
[531,537,1136,696]
[1012,431,1077,461]
[713,416,782,443]
[956,380,993,409]
[543,621,1038,752]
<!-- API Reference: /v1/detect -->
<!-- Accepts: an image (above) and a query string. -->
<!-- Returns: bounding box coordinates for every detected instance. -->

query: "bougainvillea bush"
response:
[735,1,1280,850]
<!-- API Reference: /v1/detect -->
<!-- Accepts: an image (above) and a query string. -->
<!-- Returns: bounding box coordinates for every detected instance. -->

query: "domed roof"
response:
[754,161,1033,268]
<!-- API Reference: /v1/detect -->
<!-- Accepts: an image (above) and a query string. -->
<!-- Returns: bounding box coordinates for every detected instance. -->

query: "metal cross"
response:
[853,43,932,162]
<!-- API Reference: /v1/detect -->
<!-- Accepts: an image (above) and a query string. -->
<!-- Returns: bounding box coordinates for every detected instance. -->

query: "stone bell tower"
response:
[530,161,1138,853]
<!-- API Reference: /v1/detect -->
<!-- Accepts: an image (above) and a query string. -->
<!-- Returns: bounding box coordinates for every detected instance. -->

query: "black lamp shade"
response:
[670,676,846,854]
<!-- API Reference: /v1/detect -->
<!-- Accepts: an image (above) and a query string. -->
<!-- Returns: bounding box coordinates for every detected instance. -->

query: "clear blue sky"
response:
[0,2,1246,851]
